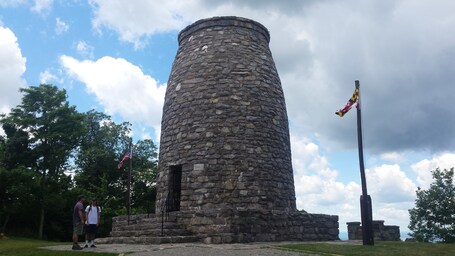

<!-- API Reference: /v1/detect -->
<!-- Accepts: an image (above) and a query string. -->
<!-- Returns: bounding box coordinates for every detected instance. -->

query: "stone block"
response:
[193,163,205,171]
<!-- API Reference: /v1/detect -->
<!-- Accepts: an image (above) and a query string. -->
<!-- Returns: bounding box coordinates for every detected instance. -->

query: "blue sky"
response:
[1,0,455,234]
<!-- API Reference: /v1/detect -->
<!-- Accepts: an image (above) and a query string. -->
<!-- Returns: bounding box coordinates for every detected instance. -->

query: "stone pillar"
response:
[347,222,362,240]
[156,16,296,222]
[347,220,400,241]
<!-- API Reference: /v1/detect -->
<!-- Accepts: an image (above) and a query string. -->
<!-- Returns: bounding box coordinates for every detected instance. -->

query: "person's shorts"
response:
[73,223,84,236]
[86,224,98,235]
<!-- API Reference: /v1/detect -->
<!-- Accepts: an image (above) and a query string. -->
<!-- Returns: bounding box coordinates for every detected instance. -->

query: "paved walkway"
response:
[43,241,361,256]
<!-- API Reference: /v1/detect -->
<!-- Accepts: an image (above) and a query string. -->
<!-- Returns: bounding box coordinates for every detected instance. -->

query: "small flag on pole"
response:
[117,148,132,169]
[335,87,359,117]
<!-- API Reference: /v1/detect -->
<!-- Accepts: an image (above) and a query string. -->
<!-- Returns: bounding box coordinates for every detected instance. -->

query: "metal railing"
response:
[160,191,171,237]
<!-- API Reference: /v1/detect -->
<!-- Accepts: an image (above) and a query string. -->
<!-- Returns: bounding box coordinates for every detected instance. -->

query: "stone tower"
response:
[155,16,338,243]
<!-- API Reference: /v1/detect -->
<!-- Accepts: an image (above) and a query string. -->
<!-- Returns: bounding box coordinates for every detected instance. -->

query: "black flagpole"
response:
[127,139,132,225]
[356,80,374,245]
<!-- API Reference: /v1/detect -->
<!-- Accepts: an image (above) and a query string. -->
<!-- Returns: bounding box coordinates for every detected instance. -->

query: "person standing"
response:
[72,195,85,250]
[84,198,101,248]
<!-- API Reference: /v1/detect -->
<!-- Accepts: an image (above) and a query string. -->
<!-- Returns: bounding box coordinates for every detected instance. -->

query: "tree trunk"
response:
[38,170,47,239]
[1,215,9,234]
[38,207,44,239]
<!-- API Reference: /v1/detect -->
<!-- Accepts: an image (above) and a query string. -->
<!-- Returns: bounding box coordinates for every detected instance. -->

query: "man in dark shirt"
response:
[72,195,85,250]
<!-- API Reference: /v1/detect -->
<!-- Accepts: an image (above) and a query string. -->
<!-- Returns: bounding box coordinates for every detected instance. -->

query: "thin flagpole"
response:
[127,139,132,225]
[356,80,374,245]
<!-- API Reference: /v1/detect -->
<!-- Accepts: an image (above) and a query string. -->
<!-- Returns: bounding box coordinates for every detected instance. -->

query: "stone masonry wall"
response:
[108,211,339,244]
[156,16,295,216]
[153,16,338,242]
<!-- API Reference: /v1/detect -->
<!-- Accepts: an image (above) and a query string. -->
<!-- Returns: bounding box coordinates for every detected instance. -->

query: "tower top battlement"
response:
[178,16,270,45]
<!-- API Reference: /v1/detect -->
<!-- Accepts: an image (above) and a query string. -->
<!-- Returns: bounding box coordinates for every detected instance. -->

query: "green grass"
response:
[277,241,455,256]
[0,237,116,256]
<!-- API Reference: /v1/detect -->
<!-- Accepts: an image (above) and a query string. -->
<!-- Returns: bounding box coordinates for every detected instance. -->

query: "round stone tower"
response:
[155,17,338,243]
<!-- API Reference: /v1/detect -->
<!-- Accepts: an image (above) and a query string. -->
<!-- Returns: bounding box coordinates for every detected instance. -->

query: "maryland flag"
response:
[335,87,359,117]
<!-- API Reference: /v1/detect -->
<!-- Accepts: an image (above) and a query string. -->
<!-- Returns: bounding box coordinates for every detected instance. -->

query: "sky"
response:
[1,0,455,235]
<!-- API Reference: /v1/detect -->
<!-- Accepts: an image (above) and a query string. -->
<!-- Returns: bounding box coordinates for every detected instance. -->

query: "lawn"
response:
[277,241,455,256]
[0,238,115,256]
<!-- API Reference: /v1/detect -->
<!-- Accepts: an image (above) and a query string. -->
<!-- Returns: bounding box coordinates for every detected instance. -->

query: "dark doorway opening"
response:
[167,165,182,212]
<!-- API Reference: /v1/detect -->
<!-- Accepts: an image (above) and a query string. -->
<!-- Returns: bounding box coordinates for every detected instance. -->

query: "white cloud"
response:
[366,164,416,203]
[75,41,94,59]
[60,55,166,139]
[55,17,69,35]
[380,152,405,163]
[411,153,455,189]
[31,0,53,14]
[374,202,414,231]
[290,135,320,175]
[39,68,62,84]
[291,133,419,233]
[291,134,362,231]
[141,133,151,140]
[0,26,26,114]
[0,0,26,7]
[279,0,455,153]
[89,0,193,48]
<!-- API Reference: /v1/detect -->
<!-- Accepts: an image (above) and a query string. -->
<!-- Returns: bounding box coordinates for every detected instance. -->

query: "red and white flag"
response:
[117,149,132,169]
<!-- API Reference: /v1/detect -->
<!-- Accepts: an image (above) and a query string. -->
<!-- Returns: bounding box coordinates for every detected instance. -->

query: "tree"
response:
[0,85,158,240]
[130,139,158,213]
[74,110,130,190]
[73,111,158,236]
[0,166,40,235]
[409,168,455,243]
[73,110,132,236]
[0,84,84,239]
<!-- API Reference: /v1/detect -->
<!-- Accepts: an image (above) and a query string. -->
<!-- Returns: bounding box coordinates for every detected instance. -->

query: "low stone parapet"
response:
[347,220,400,241]
[106,210,339,244]
[179,209,339,243]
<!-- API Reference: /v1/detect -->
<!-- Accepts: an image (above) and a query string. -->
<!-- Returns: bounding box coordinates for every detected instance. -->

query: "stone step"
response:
[113,213,179,224]
[97,235,201,244]
[113,216,178,226]
[110,228,192,237]
[113,218,159,226]
[112,222,182,231]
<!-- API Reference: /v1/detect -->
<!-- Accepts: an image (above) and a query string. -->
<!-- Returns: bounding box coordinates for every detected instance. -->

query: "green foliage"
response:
[278,241,455,256]
[2,84,84,174]
[0,84,85,239]
[72,110,158,237]
[408,168,455,243]
[130,139,158,214]
[0,123,34,169]
[75,110,130,189]
[0,166,40,235]
[0,84,158,241]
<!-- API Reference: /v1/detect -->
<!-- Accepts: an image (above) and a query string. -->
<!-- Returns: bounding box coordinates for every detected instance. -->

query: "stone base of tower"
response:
[97,213,202,245]
[100,210,339,244]
[181,209,339,243]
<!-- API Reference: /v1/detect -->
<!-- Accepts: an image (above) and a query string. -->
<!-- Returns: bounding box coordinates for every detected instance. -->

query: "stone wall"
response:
[156,16,295,215]
[106,211,338,244]
[163,210,338,243]
[347,220,400,241]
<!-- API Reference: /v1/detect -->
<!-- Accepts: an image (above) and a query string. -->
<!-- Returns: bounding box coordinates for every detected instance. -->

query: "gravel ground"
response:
[42,242,323,255]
